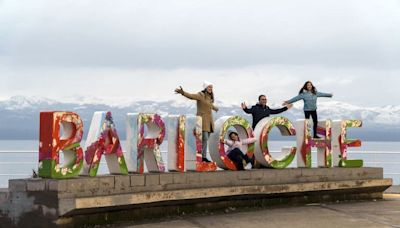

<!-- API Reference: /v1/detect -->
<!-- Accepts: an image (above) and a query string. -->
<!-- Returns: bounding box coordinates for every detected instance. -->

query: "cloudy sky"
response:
[1,0,400,106]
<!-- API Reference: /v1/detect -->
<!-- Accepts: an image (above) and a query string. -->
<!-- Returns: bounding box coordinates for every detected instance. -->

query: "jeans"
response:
[227,148,254,170]
[304,110,318,137]
[202,131,210,158]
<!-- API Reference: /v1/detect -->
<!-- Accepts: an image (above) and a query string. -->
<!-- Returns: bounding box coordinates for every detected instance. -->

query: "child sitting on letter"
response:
[223,131,256,170]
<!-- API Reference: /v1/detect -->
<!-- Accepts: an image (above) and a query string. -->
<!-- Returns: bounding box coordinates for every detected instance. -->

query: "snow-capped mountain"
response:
[0,96,399,140]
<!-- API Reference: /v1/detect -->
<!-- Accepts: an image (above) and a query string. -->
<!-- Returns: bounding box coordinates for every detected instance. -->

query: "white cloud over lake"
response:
[1,0,400,106]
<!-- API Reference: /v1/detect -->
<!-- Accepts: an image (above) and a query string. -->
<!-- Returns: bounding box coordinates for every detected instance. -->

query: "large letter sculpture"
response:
[209,116,254,170]
[167,115,186,172]
[38,110,365,179]
[295,119,332,168]
[126,113,166,173]
[81,111,128,176]
[185,115,217,172]
[38,111,84,178]
[254,117,296,169]
[332,120,363,167]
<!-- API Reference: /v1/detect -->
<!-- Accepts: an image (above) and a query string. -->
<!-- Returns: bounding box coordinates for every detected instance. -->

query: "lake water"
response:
[0,140,399,187]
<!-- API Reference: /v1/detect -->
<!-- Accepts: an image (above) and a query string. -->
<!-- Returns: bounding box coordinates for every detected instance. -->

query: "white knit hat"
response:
[203,80,213,89]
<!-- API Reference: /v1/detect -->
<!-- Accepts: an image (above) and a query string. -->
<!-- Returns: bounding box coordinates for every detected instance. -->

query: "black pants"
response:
[304,110,318,137]
[227,148,254,170]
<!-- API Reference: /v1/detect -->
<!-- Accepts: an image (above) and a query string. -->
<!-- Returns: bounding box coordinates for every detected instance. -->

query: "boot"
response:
[250,156,255,167]
[244,155,255,167]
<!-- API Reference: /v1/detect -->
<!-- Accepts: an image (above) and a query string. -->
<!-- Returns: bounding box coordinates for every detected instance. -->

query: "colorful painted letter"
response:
[185,115,217,172]
[126,113,166,173]
[254,117,296,169]
[209,116,254,170]
[295,119,332,168]
[38,111,84,178]
[81,111,128,176]
[332,120,363,167]
[167,115,186,172]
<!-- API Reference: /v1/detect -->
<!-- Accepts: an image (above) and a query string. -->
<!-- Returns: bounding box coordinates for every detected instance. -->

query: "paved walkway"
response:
[121,194,400,228]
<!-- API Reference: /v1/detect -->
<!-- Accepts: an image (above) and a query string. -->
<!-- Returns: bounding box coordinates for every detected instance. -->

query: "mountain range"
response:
[0,95,399,141]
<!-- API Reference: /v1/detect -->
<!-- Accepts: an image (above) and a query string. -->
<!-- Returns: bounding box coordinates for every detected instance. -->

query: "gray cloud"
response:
[1,0,400,69]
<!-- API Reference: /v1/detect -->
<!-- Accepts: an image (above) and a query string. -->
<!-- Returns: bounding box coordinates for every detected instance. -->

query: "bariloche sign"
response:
[38,111,363,179]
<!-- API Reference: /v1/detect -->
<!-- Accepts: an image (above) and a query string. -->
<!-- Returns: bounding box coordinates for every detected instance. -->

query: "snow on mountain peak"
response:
[1,95,56,110]
[1,95,400,126]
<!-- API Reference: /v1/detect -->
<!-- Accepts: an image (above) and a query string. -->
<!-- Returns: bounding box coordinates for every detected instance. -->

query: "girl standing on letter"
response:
[175,81,218,162]
[284,81,332,138]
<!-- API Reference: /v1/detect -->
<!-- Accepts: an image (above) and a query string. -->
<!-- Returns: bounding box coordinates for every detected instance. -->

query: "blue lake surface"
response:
[0,140,399,187]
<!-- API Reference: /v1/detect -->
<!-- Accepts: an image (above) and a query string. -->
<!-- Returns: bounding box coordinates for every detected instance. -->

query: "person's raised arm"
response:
[316,92,333,98]
[283,94,303,105]
[270,106,288,115]
[241,102,253,114]
[175,86,202,100]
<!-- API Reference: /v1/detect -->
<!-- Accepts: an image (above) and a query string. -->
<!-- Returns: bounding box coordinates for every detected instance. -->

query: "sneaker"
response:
[202,157,211,163]
[313,135,321,139]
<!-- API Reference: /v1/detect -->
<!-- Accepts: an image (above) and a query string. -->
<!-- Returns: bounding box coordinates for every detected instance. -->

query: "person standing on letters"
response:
[175,81,218,162]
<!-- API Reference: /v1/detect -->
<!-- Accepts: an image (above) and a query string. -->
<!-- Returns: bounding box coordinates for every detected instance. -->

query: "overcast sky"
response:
[1,0,400,106]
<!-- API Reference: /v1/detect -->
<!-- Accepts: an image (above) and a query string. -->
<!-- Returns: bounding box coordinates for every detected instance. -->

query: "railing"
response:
[345,151,400,183]
[1,150,400,188]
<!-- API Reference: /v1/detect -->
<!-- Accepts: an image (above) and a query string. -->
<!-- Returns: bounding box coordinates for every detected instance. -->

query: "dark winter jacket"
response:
[243,104,288,129]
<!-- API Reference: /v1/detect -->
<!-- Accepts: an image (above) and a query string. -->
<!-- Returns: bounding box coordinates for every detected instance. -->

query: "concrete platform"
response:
[129,194,400,228]
[0,168,392,227]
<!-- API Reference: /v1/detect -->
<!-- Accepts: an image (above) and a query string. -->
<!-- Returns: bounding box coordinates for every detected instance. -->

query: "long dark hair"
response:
[202,89,214,102]
[299,81,316,95]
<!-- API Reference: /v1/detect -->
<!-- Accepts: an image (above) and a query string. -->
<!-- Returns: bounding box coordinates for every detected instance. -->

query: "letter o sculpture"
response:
[209,116,255,170]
